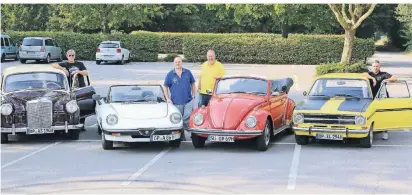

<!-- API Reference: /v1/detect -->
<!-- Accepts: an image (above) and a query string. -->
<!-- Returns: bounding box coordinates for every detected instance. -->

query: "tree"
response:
[395,4,412,51]
[328,4,377,65]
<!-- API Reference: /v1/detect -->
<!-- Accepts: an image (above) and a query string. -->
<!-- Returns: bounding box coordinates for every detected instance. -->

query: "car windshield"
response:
[3,72,68,93]
[22,38,43,46]
[99,43,119,48]
[308,78,372,98]
[215,78,268,95]
[109,85,166,103]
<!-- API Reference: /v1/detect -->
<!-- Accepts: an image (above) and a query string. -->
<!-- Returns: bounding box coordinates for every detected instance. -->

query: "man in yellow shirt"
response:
[198,49,225,107]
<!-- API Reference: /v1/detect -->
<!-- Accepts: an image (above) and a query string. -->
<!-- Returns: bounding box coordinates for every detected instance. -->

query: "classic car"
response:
[1,65,96,143]
[92,84,184,150]
[187,75,296,151]
[293,73,412,148]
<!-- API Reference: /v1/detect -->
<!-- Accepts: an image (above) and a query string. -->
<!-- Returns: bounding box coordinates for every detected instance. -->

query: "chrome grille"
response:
[26,99,53,129]
[303,114,355,125]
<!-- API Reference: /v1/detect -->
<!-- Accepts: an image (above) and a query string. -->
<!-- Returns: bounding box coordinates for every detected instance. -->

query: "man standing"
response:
[164,56,196,141]
[198,49,225,107]
[52,49,88,88]
[363,60,397,140]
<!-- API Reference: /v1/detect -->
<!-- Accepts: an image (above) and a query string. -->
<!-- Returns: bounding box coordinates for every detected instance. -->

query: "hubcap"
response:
[264,124,270,145]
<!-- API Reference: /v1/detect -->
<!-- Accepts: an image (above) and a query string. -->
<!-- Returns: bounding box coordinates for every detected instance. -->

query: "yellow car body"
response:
[293,73,412,148]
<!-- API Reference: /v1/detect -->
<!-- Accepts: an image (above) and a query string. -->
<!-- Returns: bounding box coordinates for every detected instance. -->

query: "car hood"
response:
[208,94,265,129]
[109,102,169,119]
[2,90,71,113]
[295,96,373,114]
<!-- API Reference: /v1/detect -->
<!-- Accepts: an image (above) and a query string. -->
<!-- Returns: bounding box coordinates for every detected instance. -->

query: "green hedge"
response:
[315,61,369,76]
[182,34,375,64]
[7,31,159,61]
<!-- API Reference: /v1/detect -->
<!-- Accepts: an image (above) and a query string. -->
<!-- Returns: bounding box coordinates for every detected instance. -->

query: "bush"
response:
[315,61,369,76]
[182,34,375,65]
[162,53,180,62]
[7,31,160,61]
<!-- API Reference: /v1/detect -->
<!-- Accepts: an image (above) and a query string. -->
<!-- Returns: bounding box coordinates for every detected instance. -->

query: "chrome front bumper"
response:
[293,127,368,135]
[187,128,263,136]
[1,122,84,135]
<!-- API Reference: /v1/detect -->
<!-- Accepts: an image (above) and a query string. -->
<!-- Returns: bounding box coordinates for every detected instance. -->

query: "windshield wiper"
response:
[310,94,330,98]
[334,94,360,99]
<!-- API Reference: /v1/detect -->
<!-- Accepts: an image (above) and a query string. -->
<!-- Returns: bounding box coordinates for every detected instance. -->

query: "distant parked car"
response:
[1,34,19,62]
[19,37,63,64]
[95,41,131,65]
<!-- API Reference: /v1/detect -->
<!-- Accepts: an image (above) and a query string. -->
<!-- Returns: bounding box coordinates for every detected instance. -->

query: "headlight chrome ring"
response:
[170,113,182,124]
[293,113,304,124]
[193,113,204,125]
[106,114,118,125]
[65,100,78,113]
[1,104,13,115]
[246,116,257,128]
[355,116,366,125]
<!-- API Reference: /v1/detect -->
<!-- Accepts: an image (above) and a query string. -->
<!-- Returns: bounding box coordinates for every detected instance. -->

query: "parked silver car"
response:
[19,37,63,63]
[1,34,19,62]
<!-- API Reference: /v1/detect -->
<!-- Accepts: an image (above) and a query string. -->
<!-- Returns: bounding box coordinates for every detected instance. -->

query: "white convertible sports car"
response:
[92,84,183,150]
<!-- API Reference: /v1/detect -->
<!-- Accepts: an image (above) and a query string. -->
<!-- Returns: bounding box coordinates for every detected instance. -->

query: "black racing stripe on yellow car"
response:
[295,98,328,110]
[376,108,412,112]
[337,99,372,112]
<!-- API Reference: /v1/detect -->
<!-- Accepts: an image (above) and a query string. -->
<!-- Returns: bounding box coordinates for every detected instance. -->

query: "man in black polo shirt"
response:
[363,60,397,140]
[52,49,88,88]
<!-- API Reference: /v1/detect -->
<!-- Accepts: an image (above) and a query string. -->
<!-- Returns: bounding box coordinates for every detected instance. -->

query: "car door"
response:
[71,74,96,121]
[369,80,412,131]
[7,38,18,59]
[269,80,287,129]
[54,41,62,59]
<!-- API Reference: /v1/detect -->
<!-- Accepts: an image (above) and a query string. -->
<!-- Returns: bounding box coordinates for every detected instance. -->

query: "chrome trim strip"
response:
[293,127,368,134]
[187,128,263,136]
[104,133,181,142]
[103,127,182,133]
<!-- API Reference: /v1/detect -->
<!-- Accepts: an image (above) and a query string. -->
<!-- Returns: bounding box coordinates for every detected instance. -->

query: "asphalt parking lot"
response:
[1,52,412,194]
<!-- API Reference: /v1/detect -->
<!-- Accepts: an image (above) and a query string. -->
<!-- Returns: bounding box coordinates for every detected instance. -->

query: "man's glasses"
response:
[68,55,75,57]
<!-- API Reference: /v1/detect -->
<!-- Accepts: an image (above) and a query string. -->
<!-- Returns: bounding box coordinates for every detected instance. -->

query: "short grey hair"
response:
[66,49,76,55]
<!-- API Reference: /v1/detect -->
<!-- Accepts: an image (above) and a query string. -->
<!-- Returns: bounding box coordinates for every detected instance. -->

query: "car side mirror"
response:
[303,91,307,96]
[92,94,101,101]
[271,91,280,96]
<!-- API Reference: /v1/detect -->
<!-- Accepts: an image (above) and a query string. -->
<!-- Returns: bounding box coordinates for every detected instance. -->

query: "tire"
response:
[58,53,63,62]
[119,56,124,65]
[170,138,181,148]
[284,122,294,135]
[67,130,80,140]
[45,54,51,63]
[96,60,101,65]
[191,133,206,148]
[14,53,19,60]
[20,59,26,63]
[1,133,9,144]
[102,132,113,150]
[256,120,271,151]
[1,54,5,62]
[360,124,373,148]
[295,134,309,145]
[97,123,102,135]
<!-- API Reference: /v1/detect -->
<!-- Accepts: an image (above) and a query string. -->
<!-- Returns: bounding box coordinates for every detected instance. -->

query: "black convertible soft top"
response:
[272,77,294,94]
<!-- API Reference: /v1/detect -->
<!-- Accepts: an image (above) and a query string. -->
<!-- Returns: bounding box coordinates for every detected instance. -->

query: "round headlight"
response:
[65,100,78,113]
[1,104,13,115]
[194,113,204,125]
[106,114,118,125]
[246,116,257,128]
[355,116,366,125]
[293,113,304,124]
[170,113,182,124]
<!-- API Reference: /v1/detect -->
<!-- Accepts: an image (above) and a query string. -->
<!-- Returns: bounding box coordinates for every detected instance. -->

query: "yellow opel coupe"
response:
[293,73,412,148]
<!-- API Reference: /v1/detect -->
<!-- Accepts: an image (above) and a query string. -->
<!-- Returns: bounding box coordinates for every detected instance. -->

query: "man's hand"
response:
[166,98,173,104]
[215,76,221,79]
[372,77,377,86]
[71,70,80,75]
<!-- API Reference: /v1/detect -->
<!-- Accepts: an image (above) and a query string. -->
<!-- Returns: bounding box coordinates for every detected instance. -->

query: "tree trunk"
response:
[340,29,356,65]
[281,21,289,39]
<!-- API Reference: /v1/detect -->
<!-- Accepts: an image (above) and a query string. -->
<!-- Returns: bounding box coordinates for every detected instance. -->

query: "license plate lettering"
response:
[26,128,54,135]
[208,135,235,142]
[151,134,177,141]
[316,133,343,140]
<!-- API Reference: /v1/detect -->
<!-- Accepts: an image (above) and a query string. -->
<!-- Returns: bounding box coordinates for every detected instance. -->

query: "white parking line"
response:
[121,147,171,186]
[1,142,61,170]
[287,144,301,190]
[293,75,300,91]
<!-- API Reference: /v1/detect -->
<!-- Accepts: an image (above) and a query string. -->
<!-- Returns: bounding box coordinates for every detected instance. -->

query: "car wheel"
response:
[119,56,124,65]
[67,130,80,140]
[360,124,373,148]
[58,53,63,62]
[191,133,206,148]
[169,138,181,148]
[20,59,26,63]
[285,122,294,135]
[97,123,102,135]
[256,120,271,151]
[45,54,51,63]
[15,53,19,60]
[1,133,9,144]
[295,134,309,145]
[102,132,113,150]
[1,54,5,62]
[96,60,101,65]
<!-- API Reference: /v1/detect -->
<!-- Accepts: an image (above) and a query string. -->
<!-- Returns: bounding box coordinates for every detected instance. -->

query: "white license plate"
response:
[26,128,54,135]
[316,133,343,140]
[208,135,235,142]
[151,134,178,141]
[27,51,35,54]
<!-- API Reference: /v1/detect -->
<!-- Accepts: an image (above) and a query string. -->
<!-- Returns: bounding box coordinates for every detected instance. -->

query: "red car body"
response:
[188,76,296,151]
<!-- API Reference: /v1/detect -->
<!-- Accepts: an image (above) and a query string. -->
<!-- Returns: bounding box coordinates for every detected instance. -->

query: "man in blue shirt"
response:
[164,56,196,140]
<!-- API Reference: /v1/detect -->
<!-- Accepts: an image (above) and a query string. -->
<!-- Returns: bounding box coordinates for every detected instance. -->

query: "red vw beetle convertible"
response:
[188,75,296,151]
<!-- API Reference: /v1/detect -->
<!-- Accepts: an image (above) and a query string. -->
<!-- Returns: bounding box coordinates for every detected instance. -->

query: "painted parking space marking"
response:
[1,142,61,170]
[121,147,172,186]
[287,144,302,190]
